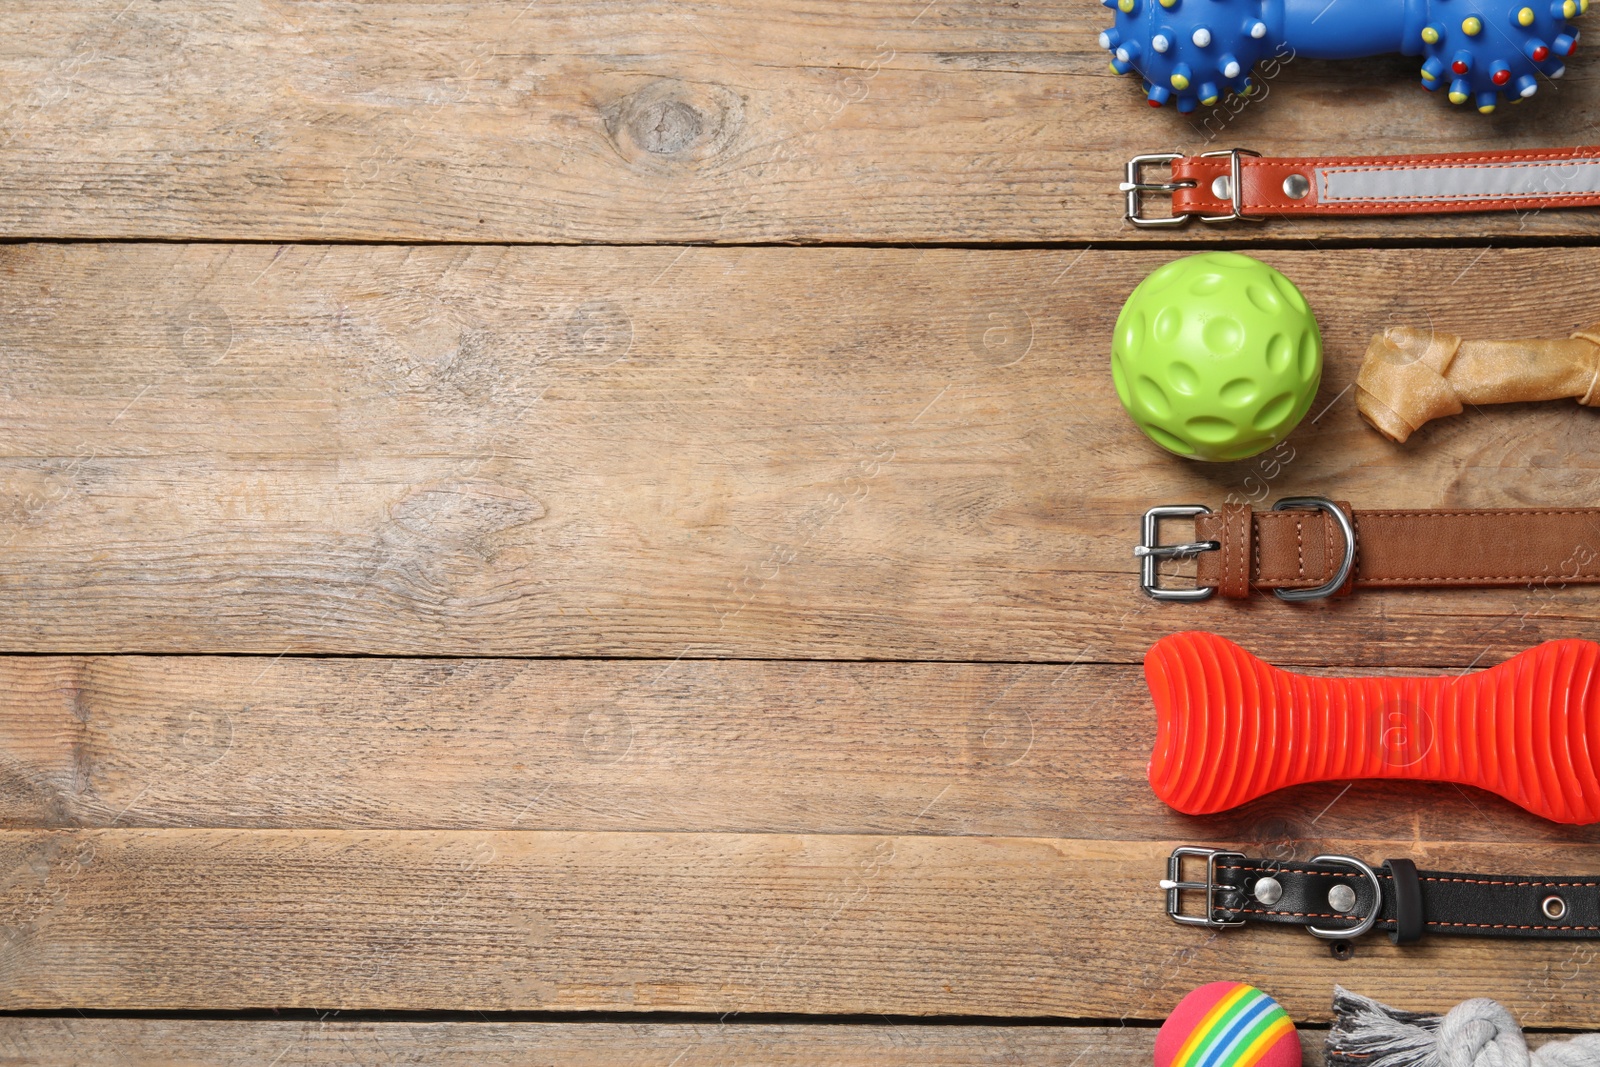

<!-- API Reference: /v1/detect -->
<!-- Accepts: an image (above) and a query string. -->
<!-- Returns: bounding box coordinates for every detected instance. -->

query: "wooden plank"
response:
[1,1,1597,243]
[5,243,1599,662]
[0,1019,1337,1066]
[2,1018,1591,1066]
[0,1019,1330,1066]
[1,830,1597,1021]
[8,655,1599,846]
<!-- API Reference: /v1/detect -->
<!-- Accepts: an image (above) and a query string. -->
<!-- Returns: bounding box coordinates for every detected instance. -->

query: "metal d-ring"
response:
[1306,854,1382,940]
[1271,496,1356,602]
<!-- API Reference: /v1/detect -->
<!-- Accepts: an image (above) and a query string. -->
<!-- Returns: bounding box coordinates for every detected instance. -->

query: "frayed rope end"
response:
[1326,986,1446,1067]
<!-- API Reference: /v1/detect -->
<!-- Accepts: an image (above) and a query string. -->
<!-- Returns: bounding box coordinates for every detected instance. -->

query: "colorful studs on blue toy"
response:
[1103,0,1583,115]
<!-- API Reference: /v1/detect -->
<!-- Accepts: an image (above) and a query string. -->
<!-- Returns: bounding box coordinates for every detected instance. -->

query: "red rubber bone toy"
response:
[1146,631,1600,825]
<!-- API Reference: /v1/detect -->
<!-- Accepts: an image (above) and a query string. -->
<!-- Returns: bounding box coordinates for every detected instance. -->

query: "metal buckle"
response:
[1135,505,1218,601]
[1160,847,1247,928]
[1121,152,1195,227]
[1270,496,1356,602]
[1305,855,1382,940]
[1197,148,1264,223]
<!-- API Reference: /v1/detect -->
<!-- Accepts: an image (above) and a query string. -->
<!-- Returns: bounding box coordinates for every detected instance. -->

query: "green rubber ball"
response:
[1111,252,1322,462]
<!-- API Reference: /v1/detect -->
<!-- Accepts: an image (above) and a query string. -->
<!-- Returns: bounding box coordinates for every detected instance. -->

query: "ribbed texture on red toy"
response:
[1145,631,1600,825]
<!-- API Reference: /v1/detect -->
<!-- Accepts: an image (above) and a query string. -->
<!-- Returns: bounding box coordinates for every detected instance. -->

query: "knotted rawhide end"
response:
[1355,326,1463,444]
[1358,322,1600,444]
[1574,328,1600,406]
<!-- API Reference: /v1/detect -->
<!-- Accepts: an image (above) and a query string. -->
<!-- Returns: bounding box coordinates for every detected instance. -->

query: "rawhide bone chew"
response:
[1357,322,1600,443]
[1146,631,1600,824]
[1100,0,1584,114]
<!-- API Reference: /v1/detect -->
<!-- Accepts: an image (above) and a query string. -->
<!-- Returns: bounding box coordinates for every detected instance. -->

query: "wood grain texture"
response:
[7,655,1598,847]
[2,830,1598,1021]
[0,1019,1586,1066]
[0,1,1598,243]
[4,243,1599,662]
[0,1019,1332,1066]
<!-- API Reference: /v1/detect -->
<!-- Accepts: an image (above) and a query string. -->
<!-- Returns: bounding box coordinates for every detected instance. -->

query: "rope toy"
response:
[1328,986,1600,1066]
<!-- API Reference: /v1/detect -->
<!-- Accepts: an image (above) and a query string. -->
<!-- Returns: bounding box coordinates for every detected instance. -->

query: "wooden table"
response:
[2,2,1598,1062]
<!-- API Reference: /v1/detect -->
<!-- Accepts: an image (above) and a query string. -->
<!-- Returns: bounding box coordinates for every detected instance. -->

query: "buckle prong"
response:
[1137,505,1217,601]
[1163,847,1246,928]
[1134,540,1218,560]
[1123,152,1195,227]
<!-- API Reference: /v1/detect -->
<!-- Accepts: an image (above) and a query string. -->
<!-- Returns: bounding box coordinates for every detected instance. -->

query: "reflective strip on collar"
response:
[1317,158,1600,203]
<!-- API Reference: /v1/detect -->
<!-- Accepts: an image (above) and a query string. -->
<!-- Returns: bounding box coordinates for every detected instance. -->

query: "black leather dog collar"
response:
[1162,848,1600,944]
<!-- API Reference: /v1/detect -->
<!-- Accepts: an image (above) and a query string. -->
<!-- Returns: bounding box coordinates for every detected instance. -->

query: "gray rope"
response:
[1328,987,1600,1067]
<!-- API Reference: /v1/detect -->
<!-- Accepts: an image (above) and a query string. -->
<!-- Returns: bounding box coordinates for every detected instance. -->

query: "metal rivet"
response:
[1328,883,1357,913]
[1212,175,1232,200]
[1283,173,1311,200]
[1544,895,1568,920]
[1253,876,1283,906]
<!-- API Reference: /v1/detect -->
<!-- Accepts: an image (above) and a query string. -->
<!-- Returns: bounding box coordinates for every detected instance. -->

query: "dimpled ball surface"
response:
[1154,982,1301,1067]
[1112,252,1321,462]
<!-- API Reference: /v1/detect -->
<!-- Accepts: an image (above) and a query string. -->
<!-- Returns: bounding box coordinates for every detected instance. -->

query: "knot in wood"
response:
[604,79,742,168]
[630,98,704,155]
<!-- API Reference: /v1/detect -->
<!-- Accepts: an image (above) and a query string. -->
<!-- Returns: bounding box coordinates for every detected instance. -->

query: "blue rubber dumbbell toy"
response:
[1101,0,1583,113]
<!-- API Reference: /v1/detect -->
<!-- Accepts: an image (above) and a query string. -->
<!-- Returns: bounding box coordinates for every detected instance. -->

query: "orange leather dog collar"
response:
[1123,146,1600,226]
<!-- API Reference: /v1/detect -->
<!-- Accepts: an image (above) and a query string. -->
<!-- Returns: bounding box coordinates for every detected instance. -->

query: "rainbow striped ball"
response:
[1155,982,1300,1067]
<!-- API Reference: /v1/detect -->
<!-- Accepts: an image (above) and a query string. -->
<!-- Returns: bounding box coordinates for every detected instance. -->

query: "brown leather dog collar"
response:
[1136,496,1600,600]
[1123,146,1600,227]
